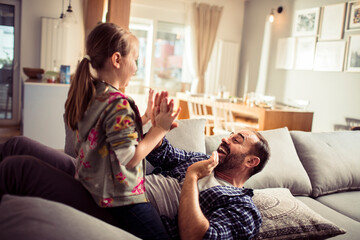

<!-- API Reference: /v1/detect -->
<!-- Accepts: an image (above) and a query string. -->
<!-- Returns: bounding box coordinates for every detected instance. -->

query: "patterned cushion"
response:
[252,188,346,240]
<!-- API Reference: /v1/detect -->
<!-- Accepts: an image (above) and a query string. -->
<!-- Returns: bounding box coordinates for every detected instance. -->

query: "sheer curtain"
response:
[192,3,223,93]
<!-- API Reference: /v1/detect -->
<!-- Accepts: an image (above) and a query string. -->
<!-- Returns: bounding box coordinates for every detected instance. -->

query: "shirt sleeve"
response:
[146,137,203,171]
[103,97,139,152]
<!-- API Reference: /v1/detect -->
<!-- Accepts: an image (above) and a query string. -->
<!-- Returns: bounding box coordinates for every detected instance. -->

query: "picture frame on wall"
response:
[275,37,296,70]
[346,1,360,30]
[294,37,317,70]
[346,35,360,72]
[319,3,346,40]
[293,7,320,36]
[313,41,346,71]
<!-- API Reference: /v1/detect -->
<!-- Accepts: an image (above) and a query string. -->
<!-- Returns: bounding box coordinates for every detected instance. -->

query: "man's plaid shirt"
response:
[146,138,262,239]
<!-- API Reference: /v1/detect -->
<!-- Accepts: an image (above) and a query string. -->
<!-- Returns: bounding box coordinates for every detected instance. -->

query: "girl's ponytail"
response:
[64,56,96,130]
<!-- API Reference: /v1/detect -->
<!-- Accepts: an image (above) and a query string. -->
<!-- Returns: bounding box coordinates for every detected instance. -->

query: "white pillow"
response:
[244,127,312,196]
[290,131,360,197]
[165,119,206,153]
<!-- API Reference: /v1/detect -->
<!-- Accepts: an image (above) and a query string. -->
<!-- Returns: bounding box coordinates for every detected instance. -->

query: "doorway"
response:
[0,0,21,126]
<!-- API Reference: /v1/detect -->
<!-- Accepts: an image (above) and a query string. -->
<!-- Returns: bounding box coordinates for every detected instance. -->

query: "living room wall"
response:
[238,0,360,132]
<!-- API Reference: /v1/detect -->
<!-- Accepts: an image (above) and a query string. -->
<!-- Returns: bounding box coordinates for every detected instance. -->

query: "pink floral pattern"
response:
[79,149,91,168]
[114,115,132,131]
[108,92,127,104]
[88,128,98,149]
[116,99,129,110]
[100,198,113,207]
[132,177,146,195]
[115,172,129,186]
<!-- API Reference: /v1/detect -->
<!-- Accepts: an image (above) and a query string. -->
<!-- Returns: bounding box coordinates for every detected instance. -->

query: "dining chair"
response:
[186,93,214,135]
[211,98,256,135]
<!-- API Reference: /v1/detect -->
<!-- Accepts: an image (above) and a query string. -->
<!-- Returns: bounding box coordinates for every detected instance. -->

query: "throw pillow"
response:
[165,118,207,153]
[290,131,360,197]
[205,133,230,155]
[252,188,346,240]
[244,127,312,196]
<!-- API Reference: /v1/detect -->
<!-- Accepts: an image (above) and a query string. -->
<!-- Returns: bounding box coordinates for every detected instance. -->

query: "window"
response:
[0,0,20,124]
[130,19,185,96]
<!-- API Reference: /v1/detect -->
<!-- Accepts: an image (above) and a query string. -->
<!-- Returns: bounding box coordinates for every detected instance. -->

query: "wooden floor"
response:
[0,125,21,144]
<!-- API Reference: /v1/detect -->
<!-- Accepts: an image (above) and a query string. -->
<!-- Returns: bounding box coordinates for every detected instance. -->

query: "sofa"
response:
[0,118,359,240]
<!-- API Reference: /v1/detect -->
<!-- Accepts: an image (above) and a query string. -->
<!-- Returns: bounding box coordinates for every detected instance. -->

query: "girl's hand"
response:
[154,97,180,132]
[142,88,155,125]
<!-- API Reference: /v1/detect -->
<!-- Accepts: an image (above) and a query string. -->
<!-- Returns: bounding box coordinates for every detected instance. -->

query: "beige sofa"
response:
[0,119,359,240]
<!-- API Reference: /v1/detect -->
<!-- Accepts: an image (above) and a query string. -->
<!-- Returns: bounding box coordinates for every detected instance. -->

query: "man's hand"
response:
[178,151,219,240]
[186,151,219,180]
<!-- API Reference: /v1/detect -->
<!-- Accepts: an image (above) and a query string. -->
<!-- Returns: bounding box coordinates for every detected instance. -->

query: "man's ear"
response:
[245,156,260,168]
[111,52,121,69]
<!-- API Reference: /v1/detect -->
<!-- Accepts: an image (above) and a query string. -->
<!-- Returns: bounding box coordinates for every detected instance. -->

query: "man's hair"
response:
[248,130,270,177]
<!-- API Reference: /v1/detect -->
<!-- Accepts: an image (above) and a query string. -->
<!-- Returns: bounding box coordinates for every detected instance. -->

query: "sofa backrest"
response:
[290,131,360,197]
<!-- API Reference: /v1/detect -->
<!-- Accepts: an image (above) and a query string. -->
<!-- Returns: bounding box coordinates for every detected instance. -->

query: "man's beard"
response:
[215,151,247,172]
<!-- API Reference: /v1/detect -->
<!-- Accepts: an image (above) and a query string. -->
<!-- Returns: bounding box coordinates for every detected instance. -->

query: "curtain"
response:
[193,3,223,93]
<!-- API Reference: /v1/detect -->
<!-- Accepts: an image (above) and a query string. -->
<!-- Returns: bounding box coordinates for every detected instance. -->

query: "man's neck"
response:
[214,171,247,188]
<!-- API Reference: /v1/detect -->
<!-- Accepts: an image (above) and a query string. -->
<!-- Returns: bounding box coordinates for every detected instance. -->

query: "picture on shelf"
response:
[275,37,296,70]
[294,37,317,70]
[347,35,360,72]
[313,41,346,72]
[319,3,346,40]
[293,8,320,36]
[347,1,360,30]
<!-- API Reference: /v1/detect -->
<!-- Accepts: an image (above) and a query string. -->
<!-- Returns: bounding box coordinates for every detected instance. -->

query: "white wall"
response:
[238,0,360,132]
[20,0,84,77]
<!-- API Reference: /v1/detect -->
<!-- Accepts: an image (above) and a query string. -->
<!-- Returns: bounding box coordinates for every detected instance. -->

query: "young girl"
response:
[64,23,179,239]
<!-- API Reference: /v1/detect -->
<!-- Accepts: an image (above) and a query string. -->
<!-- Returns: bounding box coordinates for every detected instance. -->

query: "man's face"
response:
[215,130,259,171]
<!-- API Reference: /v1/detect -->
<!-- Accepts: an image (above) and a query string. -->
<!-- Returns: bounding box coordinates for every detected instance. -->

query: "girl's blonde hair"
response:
[65,23,135,130]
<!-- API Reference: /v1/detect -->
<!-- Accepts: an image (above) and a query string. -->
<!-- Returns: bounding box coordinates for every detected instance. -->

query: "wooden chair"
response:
[186,93,214,135]
[211,98,251,135]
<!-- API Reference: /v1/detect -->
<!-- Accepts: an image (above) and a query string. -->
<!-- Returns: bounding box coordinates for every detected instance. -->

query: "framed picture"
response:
[313,41,346,71]
[346,1,360,30]
[346,35,360,72]
[294,37,317,70]
[275,37,296,69]
[319,3,346,40]
[293,7,320,36]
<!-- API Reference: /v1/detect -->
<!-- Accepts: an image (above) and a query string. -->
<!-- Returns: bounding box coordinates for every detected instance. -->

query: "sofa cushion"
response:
[290,131,360,197]
[253,188,346,240]
[316,191,360,222]
[205,133,230,155]
[297,196,360,240]
[144,118,206,174]
[165,118,206,153]
[244,127,312,196]
[0,195,140,240]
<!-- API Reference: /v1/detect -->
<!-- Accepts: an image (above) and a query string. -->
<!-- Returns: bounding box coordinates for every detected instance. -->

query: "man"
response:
[0,128,269,240]
[145,129,270,239]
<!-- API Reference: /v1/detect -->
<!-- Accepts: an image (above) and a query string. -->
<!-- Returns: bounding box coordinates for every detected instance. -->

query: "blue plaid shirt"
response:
[146,138,262,240]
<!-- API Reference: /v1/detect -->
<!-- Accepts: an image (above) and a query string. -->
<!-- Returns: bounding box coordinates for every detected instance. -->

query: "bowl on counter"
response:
[23,67,45,79]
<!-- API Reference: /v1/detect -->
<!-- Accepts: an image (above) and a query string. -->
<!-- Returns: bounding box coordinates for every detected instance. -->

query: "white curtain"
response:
[193,3,223,93]
[183,3,223,93]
